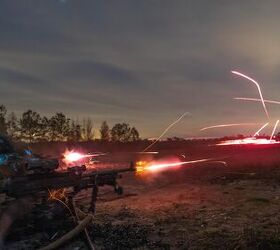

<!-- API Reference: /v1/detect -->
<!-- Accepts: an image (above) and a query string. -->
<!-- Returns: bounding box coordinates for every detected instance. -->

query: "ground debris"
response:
[90,222,150,250]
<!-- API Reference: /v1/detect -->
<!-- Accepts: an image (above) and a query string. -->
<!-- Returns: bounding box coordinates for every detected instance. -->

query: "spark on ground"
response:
[217,138,280,146]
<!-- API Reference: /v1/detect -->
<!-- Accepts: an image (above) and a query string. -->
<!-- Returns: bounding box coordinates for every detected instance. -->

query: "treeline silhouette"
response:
[0,105,140,143]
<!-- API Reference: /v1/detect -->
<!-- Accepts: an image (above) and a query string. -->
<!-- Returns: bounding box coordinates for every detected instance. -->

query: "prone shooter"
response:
[0,136,135,248]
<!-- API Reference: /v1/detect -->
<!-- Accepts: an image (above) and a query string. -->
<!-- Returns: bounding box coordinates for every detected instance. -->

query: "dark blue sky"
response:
[1,0,280,138]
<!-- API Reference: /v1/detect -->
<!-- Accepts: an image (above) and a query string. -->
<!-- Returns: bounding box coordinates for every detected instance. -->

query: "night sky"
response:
[1,1,280,138]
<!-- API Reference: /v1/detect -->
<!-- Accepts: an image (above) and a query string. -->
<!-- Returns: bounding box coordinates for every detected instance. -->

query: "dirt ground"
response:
[4,144,280,249]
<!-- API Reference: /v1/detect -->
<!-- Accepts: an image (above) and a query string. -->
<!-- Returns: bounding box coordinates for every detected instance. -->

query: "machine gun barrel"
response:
[0,163,135,198]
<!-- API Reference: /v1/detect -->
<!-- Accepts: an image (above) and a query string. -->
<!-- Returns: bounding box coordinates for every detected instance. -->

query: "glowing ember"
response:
[217,137,280,146]
[234,97,280,105]
[200,71,279,145]
[231,71,270,119]
[270,120,279,140]
[143,111,190,152]
[64,152,84,163]
[135,152,159,154]
[48,188,66,201]
[48,189,73,216]
[136,158,214,174]
[62,150,105,165]
[200,123,260,131]
[253,122,269,137]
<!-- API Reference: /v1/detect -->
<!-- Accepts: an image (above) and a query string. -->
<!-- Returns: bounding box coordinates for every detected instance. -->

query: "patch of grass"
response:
[195,229,239,250]
[242,228,280,250]
[115,206,138,219]
[91,222,150,249]
[247,197,270,204]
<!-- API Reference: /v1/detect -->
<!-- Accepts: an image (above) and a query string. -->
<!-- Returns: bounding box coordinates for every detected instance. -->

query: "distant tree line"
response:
[0,105,140,143]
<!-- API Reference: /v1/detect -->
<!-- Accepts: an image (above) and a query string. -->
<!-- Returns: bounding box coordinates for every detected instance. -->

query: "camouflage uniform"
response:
[0,136,26,179]
[0,137,33,249]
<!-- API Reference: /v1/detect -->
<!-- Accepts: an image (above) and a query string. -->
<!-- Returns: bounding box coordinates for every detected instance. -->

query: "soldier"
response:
[0,136,26,178]
[0,136,34,248]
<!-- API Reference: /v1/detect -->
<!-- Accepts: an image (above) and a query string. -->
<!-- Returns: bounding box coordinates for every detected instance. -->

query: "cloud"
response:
[49,60,139,86]
[0,66,44,87]
[1,1,280,137]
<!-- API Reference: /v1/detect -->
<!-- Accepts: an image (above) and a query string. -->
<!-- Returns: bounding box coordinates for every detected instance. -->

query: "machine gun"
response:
[0,137,137,248]
[0,160,135,249]
[0,161,135,213]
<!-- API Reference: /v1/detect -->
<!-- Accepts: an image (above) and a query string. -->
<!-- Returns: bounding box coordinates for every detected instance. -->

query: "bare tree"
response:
[129,127,140,141]
[7,112,18,139]
[39,116,50,141]
[100,121,110,141]
[82,118,94,141]
[0,105,7,136]
[48,113,70,141]
[19,110,42,143]
[68,120,82,142]
[74,120,82,142]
